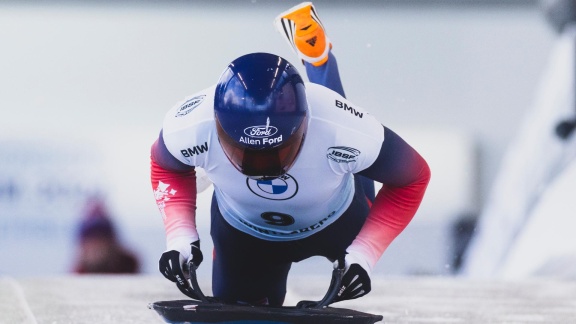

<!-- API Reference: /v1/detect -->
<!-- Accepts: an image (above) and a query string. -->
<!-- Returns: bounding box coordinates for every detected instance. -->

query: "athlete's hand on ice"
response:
[333,252,371,302]
[159,239,204,300]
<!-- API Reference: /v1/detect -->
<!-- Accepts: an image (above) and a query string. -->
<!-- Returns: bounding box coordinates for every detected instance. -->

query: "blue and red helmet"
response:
[214,52,308,179]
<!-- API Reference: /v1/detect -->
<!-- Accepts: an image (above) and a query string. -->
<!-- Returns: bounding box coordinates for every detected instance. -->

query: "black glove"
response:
[333,256,371,302]
[189,240,204,268]
[159,240,204,299]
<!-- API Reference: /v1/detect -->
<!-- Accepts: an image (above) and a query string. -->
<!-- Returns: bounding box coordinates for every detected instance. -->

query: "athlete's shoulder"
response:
[159,85,218,167]
[305,82,377,126]
[163,85,217,132]
[303,84,385,174]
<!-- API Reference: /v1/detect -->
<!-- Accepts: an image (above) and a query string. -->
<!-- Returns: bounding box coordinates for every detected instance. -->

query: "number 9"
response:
[260,212,295,226]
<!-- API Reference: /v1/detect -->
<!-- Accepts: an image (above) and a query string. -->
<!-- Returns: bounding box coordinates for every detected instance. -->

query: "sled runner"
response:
[149,259,383,323]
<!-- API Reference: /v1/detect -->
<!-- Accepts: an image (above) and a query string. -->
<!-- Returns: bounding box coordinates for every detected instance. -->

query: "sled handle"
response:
[296,256,346,309]
[185,257,346,308]
[185,261,212,303]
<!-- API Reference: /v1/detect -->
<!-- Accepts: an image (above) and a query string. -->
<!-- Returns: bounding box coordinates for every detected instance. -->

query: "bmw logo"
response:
[246,174,298,200]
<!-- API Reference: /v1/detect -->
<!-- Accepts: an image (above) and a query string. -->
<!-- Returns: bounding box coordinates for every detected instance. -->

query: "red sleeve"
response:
[347,130,430,268]
[349,151,431,270]
[150,156,199,248]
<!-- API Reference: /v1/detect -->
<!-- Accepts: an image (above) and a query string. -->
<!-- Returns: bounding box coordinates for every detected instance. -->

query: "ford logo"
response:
[243,117,278,138]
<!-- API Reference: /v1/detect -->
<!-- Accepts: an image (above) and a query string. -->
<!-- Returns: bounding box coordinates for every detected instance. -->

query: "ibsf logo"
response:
[327,146,360,163]
[175,95,205,117]
[244,117,278,138]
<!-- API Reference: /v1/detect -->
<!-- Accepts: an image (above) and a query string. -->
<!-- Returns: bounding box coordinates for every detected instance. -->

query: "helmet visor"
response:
[216,117,307,180]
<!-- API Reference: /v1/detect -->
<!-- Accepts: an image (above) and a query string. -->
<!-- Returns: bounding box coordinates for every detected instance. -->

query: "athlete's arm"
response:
[351,126,431,270]
[150,131,199,247]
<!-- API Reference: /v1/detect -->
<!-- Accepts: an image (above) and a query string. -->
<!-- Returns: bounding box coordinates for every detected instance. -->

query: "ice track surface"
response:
[1,275,576,323]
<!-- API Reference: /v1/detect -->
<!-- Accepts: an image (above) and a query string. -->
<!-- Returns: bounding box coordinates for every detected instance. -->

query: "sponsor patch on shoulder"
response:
[175,95,205,117]
[327,146,360,163]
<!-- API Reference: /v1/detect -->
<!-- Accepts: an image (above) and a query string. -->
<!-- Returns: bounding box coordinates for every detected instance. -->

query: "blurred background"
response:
[1,0,575,281]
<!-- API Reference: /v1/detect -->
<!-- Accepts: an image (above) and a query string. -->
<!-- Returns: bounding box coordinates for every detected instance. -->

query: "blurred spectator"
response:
[72,198,140,274]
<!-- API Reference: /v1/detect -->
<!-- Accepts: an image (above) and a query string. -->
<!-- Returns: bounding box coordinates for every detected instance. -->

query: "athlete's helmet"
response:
[214,52,308,180]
